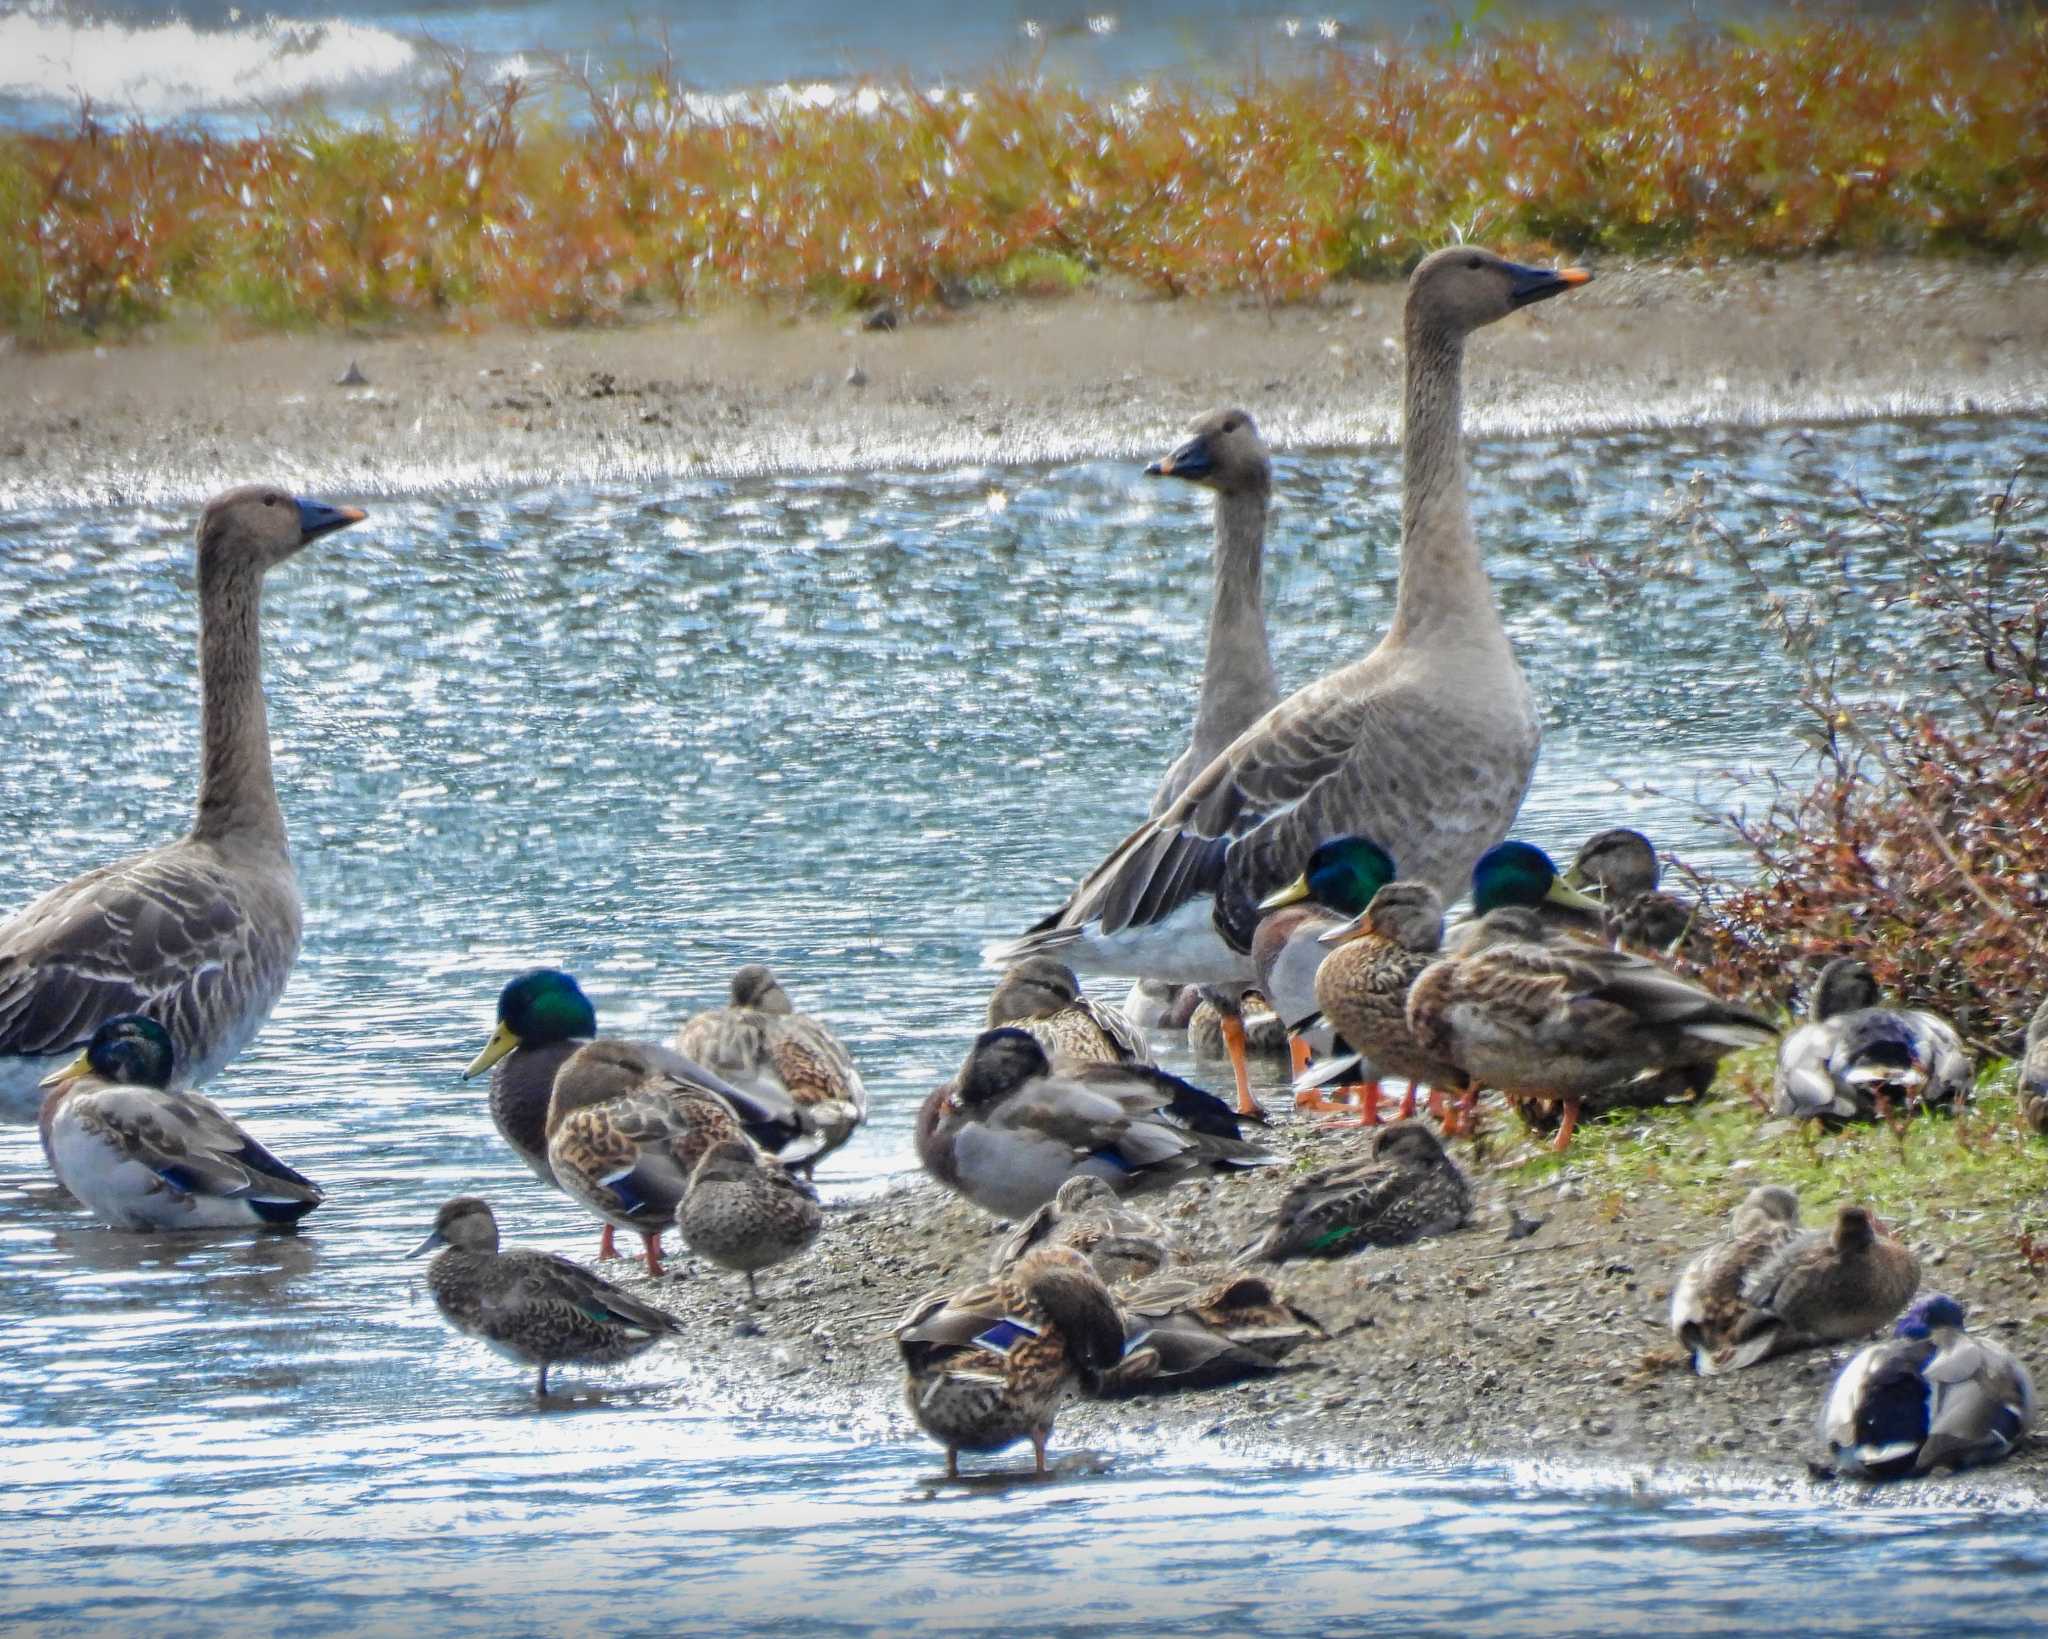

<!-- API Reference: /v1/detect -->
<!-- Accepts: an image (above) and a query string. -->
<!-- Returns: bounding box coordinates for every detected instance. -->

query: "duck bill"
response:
[38,1051,92,1090]
[1145,433,1214,481]
[1257,872,1312,912]
[1559,860,1604,899]
[405,1228,447,1259]
[296,498,367,542]
[463,1022,519,1080]
[1317,909,1372,946]
[1505,264,1592,310]
[1544,875,1605,913]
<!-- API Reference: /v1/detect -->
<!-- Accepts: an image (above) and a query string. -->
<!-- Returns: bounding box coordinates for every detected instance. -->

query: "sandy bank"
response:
[3,257,2045,512]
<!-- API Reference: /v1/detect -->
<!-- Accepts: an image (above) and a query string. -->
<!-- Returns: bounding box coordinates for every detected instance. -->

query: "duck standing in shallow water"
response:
[673,1138,823,1303]
[408,1196,685,1398]
[1237,1122,1471,1264]
[916,1028,1275,1219]
[674,964,867,1168]
[39,1014,322,1230]
[1821,1294,2035,1479]
[1669,1184,1803,1375]
[988,958,1154,1070]
[1718,1204,1920,1371]
[0,486,365,1124]
[895,1244,1127,1479]
[1773,957,1972,1125]
[993,251,1591,1120]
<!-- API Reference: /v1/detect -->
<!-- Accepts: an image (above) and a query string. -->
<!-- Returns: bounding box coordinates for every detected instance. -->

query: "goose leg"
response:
[1552,1099,1582,1152]
[598,1224,619,1261]
[946,1447,961,1482]
[1219,1012,1263,1119]
[1031,1431,1050,1476]
[641,1231,665,1277]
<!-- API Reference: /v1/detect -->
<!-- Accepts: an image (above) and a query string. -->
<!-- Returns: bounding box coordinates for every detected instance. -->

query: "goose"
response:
[895,1244,1127,1479]
[0,486,365,1123]
[1125,407,1282,1033]
[993,249,1591,1121]
[988,957,1154,1070]
[38,1013,322,1231]
[672,1138,823,1302]
[407,1196,685,1398]
[1714,1205,1920,1372]
[1235,1121,1471,1264]
[1669,1183,1803,1375]
[1773,957,1972,1125]
[1821,1294,2036,1479]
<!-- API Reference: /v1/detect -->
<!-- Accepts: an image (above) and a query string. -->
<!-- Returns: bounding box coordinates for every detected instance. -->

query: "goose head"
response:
[1470,841,1603,916]
[464,968,597,1079]
[1810,957,1883,1022]
[1407,246,1591,338]
[1145,406,1271,495]
[1260,834,1398,920]
[729,963,794,1014]
[1564,827,1662,900]
[408,1195,500,1257]
[198,483,365,577]
[987,957,1084,1027]
[40,1013,175,1093]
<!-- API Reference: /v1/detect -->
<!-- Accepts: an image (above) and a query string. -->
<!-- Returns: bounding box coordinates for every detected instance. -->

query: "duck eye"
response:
[264,494,280,506]
[1466,255,1482,270]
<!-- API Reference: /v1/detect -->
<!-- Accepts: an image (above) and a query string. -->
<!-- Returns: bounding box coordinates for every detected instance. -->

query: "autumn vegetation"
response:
[0,6,2042,341]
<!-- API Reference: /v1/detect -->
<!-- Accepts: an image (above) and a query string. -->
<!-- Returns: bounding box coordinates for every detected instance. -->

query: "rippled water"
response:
[4,414,2045,1634]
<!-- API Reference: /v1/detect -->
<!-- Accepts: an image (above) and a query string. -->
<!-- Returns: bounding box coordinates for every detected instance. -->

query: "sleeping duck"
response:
[1773,958,1971,1125]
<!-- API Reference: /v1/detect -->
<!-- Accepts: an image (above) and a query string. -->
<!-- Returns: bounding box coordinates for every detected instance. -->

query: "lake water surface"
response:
[3,414,2045,1634]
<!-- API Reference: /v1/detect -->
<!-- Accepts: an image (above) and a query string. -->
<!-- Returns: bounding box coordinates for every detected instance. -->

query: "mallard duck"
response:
[545,1039,762,1276]
[1407,906,1776,1150]
[1449,840,1608,943]
[992,251,1591,1120]
[1184,991,1288,1064]
[674,964,867,1167]
[989,1174,1178,1285]
[1236,1121,1472,1264]
[1292,880,1464,1128]
[1773,958,1972,1125]
[1669,1183,1803,1375]
[0,487,365,1124]
[461,968,597,1189]
[895,1244,1127,1479]
[37,1013,322,1231]
[673,1138,823,1302]
[1715,1204,1920,1371]
[916,1028,1275,1219]
[987,958,1153,1070]
[1821,1293,2036,1479]
[1562,827,1708,959]
[2023,998,2048,1135]
[407,1196,685,1397]
[1251,834,1398,1082]
[1101,1264,1327,1395]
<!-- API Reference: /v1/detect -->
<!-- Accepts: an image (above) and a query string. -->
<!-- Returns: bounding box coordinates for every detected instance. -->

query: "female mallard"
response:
[460,968,598,1190]
[895,1244,1127,1479]
[673,1138,823,1302]
[915,1028,1275,1219]
[988,958,1154,1070]
[1716,1204,1920,1372]
[674,964,867,1167]
[1773,958,1972,1125]
[989,1174,1178,1285]
[1101,1265,1327,1395]
[38,1014,322,1230]
[1407,906,1776,1150]
[1562,827,1707,959]
[1236,1121,1472,1264]
[993,251,1591,1119]
[2023,999,2048,1135]
[407,1196,685,1398]
[1821,1294,2036,1479]
[0,487,365,1124]
[1251,834,1398,1082]
[1668,1183,1803,1375]
[545,1039,765,1276]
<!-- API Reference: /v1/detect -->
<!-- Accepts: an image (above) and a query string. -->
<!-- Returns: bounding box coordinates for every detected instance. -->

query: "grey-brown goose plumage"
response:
[0,486,365,1123]
[993,250,1589,1039]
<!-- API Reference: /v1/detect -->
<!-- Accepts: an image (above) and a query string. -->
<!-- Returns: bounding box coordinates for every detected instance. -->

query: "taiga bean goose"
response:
[994,250,1590,1117]
[0,486,364,1122]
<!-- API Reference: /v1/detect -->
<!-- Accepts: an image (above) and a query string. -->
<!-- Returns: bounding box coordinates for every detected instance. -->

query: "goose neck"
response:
[1392,318,1498,644]
[191,559,287,850]
[1192,486,1279,754]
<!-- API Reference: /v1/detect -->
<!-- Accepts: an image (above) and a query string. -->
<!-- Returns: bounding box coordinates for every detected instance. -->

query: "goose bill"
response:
[296,498,367,541]
[463,1021,520,1080]
[1146,434,1214,480]
[1504,264,1592,309]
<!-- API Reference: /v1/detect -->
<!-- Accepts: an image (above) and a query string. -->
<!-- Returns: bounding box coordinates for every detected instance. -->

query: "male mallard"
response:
[1562,827,1708,960]
[1715,1204,1920,1372]
[895,1244,1127,1479]
[1251,834,1398,1089]
[1236,1122,1472,1264]
[38,1014,322,1231]
[987,958,1154,1070]
[991,252,1592,1122]
[407,1195,685,1397]
[989,1174,1178,1285]
[1449,840,1608,943]
[1821,1293,2036,1479]
[0,487,365,1123]
[1773,958,1972,1125]
[673,1138,823,1302]
[1669,1183,1803,1375]
[1101,1265,1327,1395]
[2023,998,2048,1135]
[915,1028,1275,1219]
[461,968,597,1189]
[675,964,867,1167]
[1407,906,1776,1150]
[545,1040,762,1276]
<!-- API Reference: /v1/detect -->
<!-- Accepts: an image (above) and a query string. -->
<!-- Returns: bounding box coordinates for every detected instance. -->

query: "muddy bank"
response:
[4,257,2046,511]
[622,1094,2048,1509]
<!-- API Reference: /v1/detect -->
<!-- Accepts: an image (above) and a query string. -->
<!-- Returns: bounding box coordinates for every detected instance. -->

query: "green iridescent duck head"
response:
[462,968,598,1080]
[1256,836,1398,919]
